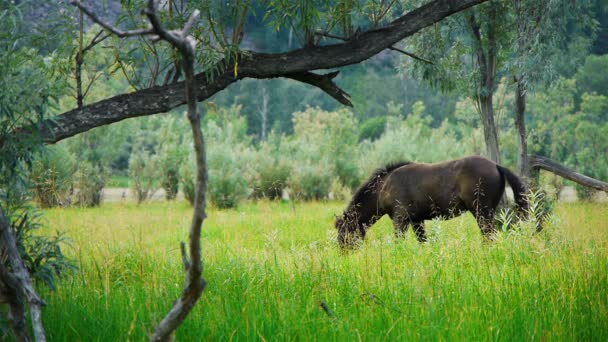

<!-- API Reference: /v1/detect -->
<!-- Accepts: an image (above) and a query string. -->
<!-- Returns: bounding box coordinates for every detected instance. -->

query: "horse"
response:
[335,156,528,247]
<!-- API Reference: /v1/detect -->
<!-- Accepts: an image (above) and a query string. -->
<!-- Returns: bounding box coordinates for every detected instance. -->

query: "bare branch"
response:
[181,10,200,39]
[388,46,433,64]
[530,155,608,192]
[316,31,432,64]
[69,1,154,37]
[286,71,352,107]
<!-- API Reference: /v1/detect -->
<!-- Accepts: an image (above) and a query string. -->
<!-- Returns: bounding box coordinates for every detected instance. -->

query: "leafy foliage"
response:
[0,1,73,294]
[30,146,75,208]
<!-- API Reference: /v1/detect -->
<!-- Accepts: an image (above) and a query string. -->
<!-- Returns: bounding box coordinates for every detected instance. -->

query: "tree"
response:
[510,0,595,176]
[407,0,607,194]
[2,0,491,340]
[408,1,510,163]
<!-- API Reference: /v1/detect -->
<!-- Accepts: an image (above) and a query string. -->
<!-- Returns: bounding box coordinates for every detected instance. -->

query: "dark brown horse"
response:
[335,156,528,247]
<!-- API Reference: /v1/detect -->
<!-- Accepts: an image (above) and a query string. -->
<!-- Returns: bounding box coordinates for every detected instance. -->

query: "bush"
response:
[287,107,360,195]
[206,121,251,208]
[359,116,387,142]
[180,160,196,206]
[73,161,106,207]
[129,147,158,204]
[156,115,189,200]
[288,156,334,200]
[30,146,74,208]
[249,135,291,200]
[161,168,179,200]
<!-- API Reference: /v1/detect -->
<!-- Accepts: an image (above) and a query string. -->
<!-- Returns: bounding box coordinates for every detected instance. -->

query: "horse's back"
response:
[380,156,504,220]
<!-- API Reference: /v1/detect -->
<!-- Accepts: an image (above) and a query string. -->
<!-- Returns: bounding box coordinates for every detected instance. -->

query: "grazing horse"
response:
[335,156,528,247]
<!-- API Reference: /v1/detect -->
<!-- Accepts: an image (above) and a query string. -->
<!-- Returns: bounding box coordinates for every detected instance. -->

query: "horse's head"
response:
[335,210,364,249]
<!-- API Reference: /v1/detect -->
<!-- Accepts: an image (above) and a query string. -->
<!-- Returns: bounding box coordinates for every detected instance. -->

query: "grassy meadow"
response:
[39,200,608,341]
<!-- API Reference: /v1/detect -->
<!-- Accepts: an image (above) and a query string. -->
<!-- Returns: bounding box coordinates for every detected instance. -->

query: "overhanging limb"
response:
[529,154,608,192]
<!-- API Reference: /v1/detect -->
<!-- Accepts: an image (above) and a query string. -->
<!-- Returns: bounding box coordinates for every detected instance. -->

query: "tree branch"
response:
[18,0,488,145]
[286,71,352,106]
[69,1,154,37]
[316,31,433,64]
[529,155,608,192]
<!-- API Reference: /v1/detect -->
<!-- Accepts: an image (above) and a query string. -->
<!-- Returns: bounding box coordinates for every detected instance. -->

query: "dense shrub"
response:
[358,102,475,176]
[208,107,253,208]
[73,161,106,207]
[288,158,334,200]
[359,116,387,142]
[285,107,361,198]
[129,145,158,204]
[180,160,195,206]
[249,135,291,200]
[31,146,74,208]
[180,105,253,208]
[155,115,189,200]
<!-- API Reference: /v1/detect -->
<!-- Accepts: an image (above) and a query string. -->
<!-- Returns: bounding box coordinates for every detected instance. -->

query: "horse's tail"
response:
[496,164,528,216]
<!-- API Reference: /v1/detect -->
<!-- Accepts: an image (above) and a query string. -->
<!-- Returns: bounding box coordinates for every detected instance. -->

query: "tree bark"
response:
[467,9,500,163]
[529,155,608,192]
[8,0,490,146]
[0,207,47,342]
[515,77,529,177]
[0,262,30,342]
[479,94,501,163]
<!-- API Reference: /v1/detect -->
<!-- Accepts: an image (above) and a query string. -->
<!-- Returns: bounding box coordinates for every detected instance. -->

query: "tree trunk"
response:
[515,77,529,177]
[479,93,500,163]
[0,207,47,342]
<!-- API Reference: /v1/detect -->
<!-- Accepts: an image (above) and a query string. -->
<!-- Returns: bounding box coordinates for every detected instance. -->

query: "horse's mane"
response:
[348,161,412,208]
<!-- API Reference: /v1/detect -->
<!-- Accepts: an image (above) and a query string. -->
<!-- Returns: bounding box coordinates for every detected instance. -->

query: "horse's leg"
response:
[473,209,497,240]
[392,215,409,239]
[412,222,428,243]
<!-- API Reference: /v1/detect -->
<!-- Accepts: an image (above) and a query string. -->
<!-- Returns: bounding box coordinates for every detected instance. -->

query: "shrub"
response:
[288,156,334,200]
[208,151,249,208]
[30,146,74,208]
[249,135,291,200]
[161,168,179,200]
[73,161,106,207]
[206,122,251,208]
[129,147,158,204]
[359,116,387,142]
[156,115,189,200]
[179,160,195,206]
[1,203,74,291]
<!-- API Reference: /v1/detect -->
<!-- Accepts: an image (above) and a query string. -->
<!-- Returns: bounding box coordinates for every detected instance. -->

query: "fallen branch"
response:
[529,154,608,192]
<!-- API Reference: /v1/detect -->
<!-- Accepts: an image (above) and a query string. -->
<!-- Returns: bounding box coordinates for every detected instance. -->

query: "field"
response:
[39,200,608,341]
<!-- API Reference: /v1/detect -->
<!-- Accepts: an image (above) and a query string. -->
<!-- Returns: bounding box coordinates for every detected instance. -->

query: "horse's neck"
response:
[353,190,384,227]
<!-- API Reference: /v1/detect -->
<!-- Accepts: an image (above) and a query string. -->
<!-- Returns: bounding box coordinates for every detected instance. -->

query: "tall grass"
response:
[39,201,608,340]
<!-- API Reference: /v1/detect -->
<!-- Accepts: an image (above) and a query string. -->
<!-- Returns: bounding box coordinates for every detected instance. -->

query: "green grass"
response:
[38,201,608,341]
